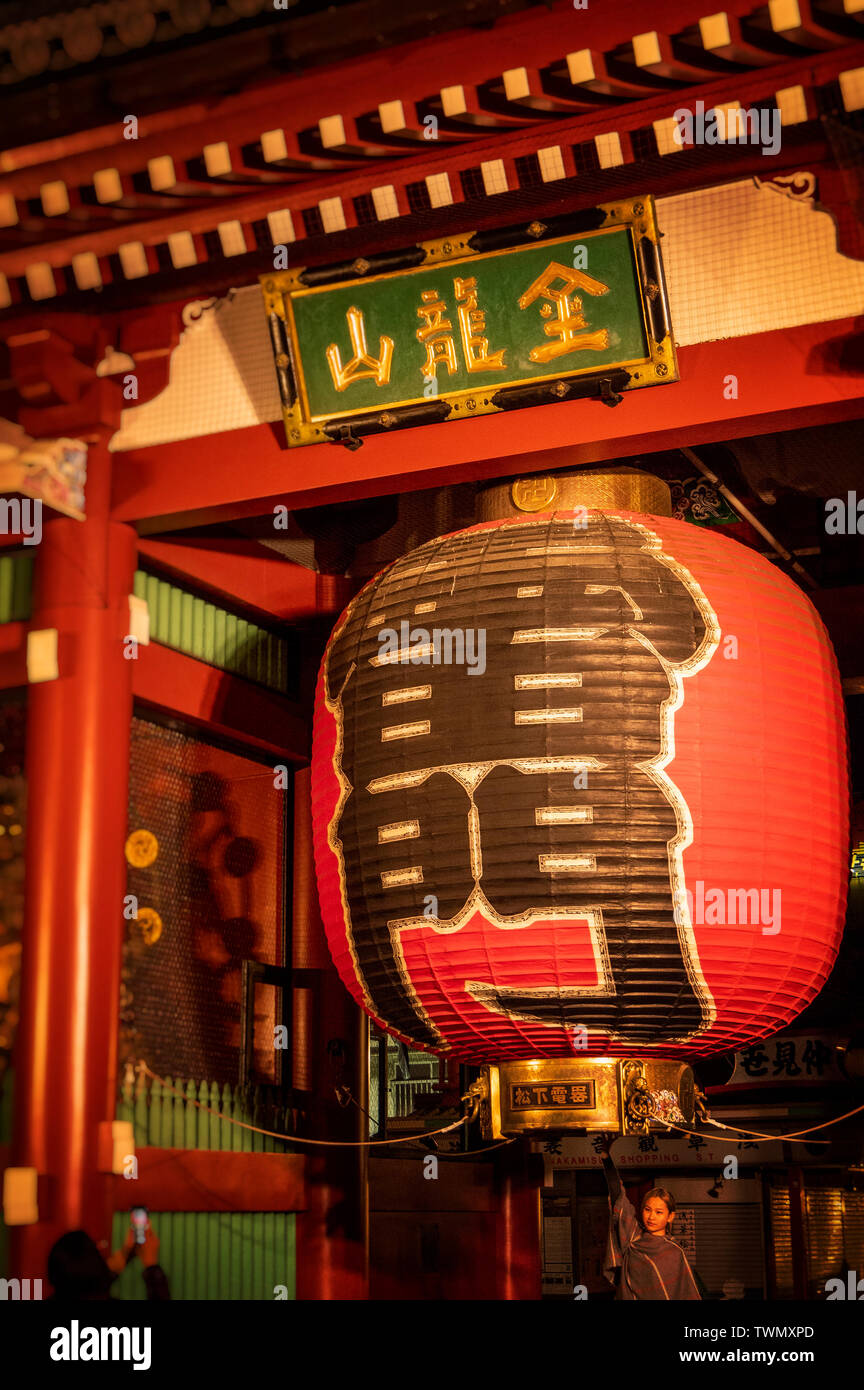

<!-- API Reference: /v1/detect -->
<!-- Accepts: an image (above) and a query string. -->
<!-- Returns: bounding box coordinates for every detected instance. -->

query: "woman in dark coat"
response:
[600,1136,701,1300]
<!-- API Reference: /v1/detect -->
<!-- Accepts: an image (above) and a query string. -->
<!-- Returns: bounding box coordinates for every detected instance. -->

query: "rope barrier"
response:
[643,1100,864,1146]
[137,1063,864,1151]
[137,1061,470,1149]
[698,1098,864,1142]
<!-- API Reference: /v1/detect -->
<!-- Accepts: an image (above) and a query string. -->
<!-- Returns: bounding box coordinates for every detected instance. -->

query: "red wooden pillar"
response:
[9,434,136,1279]
[494,1141,543,1300]
[292,766,369,1299]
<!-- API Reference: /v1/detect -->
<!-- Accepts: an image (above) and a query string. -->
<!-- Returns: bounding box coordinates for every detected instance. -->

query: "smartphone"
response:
[131,1205,149,1245]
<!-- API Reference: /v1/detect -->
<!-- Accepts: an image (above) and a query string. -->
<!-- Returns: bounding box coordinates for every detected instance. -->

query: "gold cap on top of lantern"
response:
[478,466,673,522]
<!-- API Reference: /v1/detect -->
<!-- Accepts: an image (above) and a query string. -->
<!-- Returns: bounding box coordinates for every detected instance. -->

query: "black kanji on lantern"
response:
[323,514,719,1048]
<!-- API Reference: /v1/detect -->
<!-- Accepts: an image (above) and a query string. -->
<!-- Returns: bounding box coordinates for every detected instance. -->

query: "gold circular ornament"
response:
[125,829,159,868]
[510,476,558,513]
[136,908,163,946]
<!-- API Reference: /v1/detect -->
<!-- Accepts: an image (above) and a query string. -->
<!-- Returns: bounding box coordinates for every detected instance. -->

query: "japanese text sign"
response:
[511,1082,596,1110]
[261,196,676,448]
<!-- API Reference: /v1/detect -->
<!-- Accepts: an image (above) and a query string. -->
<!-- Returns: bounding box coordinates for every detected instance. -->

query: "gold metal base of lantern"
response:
[478,466,673,522]
[472,1058,695,1139]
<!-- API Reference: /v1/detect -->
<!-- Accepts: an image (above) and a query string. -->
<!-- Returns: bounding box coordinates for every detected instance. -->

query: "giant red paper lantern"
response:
[311,488,848,1066]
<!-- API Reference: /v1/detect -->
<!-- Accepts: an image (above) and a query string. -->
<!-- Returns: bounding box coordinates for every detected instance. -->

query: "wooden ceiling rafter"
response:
[1,30,863,316]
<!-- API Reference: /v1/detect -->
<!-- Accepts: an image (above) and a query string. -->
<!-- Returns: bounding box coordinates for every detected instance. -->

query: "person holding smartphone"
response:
[48,1213,170,1301]
[106,1209,171,1299]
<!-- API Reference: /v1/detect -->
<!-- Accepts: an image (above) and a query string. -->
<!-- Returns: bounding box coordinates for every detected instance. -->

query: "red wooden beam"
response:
[0,0,756,199]
[112,318,864,532]
[137,538,318,624]
[111,1147,305,1213]
[3,38,859,288]
[132,642,309,762]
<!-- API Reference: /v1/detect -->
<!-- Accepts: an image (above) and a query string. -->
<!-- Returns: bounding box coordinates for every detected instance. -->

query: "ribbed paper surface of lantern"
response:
[311,511,848,1062]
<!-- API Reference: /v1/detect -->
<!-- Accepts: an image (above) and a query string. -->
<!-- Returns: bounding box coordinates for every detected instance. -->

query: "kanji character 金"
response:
[518,262,610,363]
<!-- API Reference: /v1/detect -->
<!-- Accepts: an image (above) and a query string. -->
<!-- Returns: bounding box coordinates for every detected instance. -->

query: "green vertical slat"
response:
[265,1214,278,1301]
[167,584,182,649]
[197,1079,210,1150]
[183,1078,197,1145]
[273,638,283,694]
[0,557,13,624]
[172,1076,186,1147]
[286,1214,296,1299]
[180,591,194,655]
[208,1080,221,1151]
[203,601,216,665]
[247,627,259,685]
[220,1082,233,1152]
[207,1164,221,1299]
[0,1065,14,1145]
[233,617,248,678]
[159,1210,173,1299]
[235,619,250,679]
[251,1210,263,1299]
[217,1214,228,1301]
[214,607,227,668]
[207,1080,222,1298]
[192,597,206,661]
[148,576,160,639]
[133,570,146,601]
[271,1213,283,1301]
[171,1208,186,1301]
[270,1217,284,1301]
[134,1072,149,1149]
[158,579,172,645]
[146,575,161,641]
[111,1213,132,1300]
[222,612,236,672]
[230,1089,244,1300]
[11,553,34,620]
[252,1087,264,1154]
[240,619,254,679]
[171,1079,187,1298]
[195,1084,208,1295]
[149,1076,165,1148]
[240,1090,253,1301]
[249,625,261,683]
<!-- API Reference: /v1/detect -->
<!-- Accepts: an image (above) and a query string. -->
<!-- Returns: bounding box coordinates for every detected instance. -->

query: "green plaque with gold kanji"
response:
[261,195,676,448]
